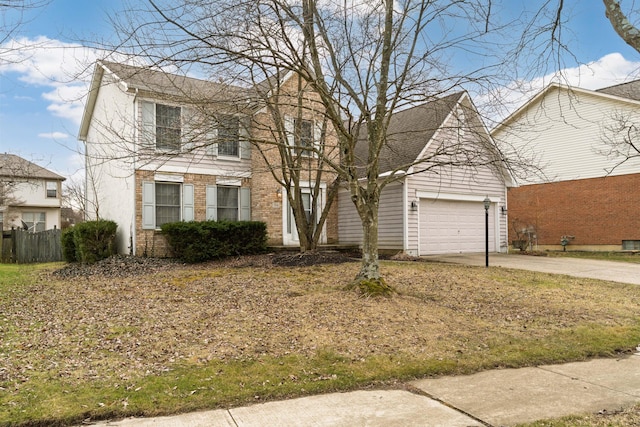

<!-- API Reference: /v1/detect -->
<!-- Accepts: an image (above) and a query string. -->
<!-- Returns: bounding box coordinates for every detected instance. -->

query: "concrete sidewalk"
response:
[424,253,640,285]
[89,354,640,427]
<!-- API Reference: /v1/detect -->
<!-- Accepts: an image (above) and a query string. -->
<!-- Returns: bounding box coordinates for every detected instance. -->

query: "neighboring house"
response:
[0,153,65,231]
[338,92,512,255]
[78,61,339,256]
[491,82,640,251]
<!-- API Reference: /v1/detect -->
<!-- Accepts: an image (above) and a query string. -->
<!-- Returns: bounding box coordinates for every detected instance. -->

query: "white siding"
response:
[337,181,405,250]
[493,86,640,184]
[84,73,137,254]
[406,107,508,254]
[136,98,252,178]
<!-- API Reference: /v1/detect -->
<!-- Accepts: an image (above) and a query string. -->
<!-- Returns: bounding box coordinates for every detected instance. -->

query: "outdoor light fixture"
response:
[276,188,282,199]
[501,206,507,215]
[483,196,491,267]
[483,196,491,211]
[410,200,418,211]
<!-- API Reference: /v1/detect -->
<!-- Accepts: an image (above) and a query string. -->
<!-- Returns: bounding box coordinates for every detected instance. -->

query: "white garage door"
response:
[419,199,495,255]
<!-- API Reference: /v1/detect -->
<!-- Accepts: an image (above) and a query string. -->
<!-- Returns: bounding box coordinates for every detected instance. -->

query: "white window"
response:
[156,104,181,150]
[287,192,314,234]
[216,186,239,221]
[284,116,321,157]
[22,212,46,232]
[295,118,314,156]
[205,184,251,222]
[141,181,194,229]
[217,115,240,157]
[155,183,181,227]
[46,181,57,198]
[141,101,182,151]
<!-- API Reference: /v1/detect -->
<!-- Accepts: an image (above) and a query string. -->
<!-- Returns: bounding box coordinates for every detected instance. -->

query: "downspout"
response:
[503,186,508,253]
[402,176,408,254]
[131,87,139,255]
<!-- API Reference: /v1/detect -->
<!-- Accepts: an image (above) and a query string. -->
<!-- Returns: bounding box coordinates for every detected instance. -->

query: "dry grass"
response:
[1,256,639,425]
[519,404,640,426]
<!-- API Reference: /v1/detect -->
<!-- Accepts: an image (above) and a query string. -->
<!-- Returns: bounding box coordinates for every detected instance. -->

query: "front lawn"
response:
[1,256,639,426]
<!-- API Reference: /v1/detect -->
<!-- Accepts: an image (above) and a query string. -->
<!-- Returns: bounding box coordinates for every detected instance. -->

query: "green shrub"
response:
[73,220,118,264]
[61,228,77,263]
[161,220,267,263]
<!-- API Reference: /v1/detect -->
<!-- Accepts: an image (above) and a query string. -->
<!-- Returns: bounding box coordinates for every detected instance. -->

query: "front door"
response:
[282,187,325,246]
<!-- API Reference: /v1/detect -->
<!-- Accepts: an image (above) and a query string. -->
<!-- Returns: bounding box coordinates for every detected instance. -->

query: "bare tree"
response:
[598,111,640,173]
[102,0,551,285]
[0,0,50,44]
[62,178,87,219]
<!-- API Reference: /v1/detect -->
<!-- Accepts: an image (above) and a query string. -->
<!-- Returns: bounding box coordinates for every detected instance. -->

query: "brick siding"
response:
[508,173,640,248]
[134,170,250,256]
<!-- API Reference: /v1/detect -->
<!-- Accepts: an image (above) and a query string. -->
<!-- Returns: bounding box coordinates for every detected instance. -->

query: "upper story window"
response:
[155,104,181,150]
[46,181,58,198]
[141,101,182,151]
[217,115,240,157]
[295,118,314,156]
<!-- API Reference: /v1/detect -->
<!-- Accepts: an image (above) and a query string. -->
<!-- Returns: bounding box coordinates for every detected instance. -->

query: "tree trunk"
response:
[356,201,380,280]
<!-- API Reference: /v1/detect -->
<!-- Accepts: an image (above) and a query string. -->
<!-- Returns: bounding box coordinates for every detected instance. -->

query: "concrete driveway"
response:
[424,253,640,286]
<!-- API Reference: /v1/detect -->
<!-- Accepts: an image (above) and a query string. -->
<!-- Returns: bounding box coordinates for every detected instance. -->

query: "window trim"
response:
[295,118,314,157]
[141,101,183,152]
[284,115,321,158]
[141,180,194,230]
[217,114,240,158]
[46,181,58,198]
[22,211,46,232]
[154,182,181,228]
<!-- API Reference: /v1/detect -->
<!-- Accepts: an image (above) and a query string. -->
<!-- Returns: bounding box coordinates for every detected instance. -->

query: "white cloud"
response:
[38,132,70,139]
[0,36,99,125]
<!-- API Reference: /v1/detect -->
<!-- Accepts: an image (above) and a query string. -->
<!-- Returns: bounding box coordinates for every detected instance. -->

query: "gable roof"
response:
[0,153,65,181]
[79,61,256,141]
[354,92,466,175]
[492,82,640,135]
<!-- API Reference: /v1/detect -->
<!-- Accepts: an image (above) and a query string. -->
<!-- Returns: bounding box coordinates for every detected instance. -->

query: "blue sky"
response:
[1,0,639,182]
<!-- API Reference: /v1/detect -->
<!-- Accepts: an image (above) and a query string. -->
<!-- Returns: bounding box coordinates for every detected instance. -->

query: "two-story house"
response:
[0,153,65,231]
[492,81,640,251]
[78,61,339,255]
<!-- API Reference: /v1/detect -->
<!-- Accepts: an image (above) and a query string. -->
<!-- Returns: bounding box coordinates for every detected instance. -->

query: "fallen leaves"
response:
[0,254,639,401]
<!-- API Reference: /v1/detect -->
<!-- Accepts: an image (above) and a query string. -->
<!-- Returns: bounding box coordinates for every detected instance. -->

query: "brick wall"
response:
[250,76,340,246]
[508,173,640,249]
[134,170,250,256]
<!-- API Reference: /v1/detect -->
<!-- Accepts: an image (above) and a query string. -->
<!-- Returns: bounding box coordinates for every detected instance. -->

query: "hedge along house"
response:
[491,81,640,251]
[338,92,512,255]
[79,61,339,255]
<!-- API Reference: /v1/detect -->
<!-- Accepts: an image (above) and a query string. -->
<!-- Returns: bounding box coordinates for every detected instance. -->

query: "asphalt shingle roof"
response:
[354,92,465,175]
[597,79,640,101]
[0,153,65,180]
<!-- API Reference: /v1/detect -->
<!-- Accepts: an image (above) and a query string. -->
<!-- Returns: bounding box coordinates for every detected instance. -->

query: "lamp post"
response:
[483,196,491,267]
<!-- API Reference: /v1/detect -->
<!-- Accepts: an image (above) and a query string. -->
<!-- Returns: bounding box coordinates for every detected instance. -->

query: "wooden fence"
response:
[0,227,63,263]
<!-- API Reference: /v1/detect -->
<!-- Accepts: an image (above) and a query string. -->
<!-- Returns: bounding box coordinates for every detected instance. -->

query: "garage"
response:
[419,198,496,255]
